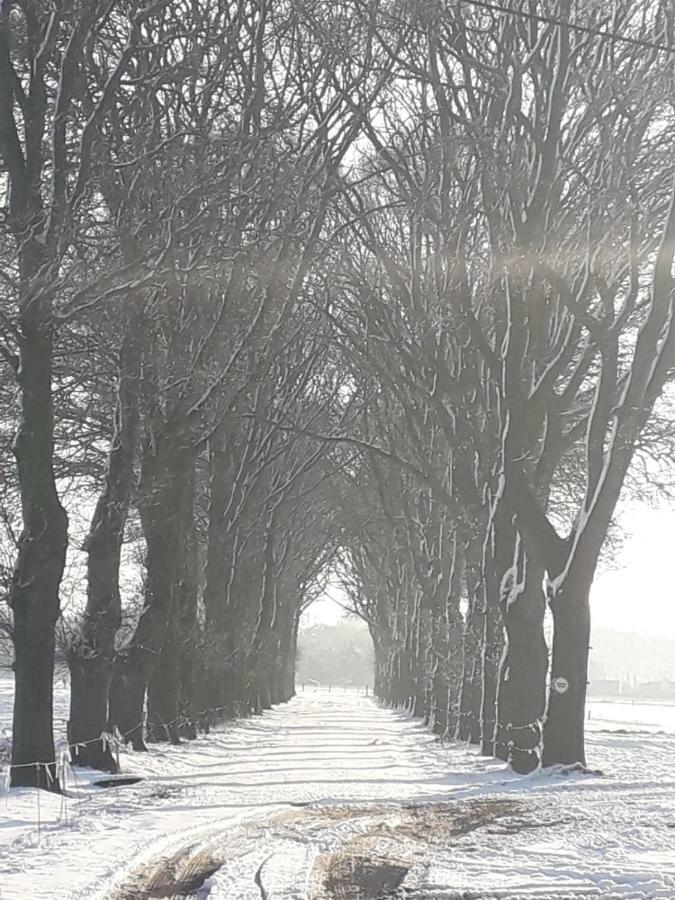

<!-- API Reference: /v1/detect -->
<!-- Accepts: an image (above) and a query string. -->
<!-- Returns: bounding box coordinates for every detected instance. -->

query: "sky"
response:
[591,504,675,638]
[302,501,675,639]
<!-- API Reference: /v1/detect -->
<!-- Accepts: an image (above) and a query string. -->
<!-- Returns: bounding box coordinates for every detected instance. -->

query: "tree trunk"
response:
[108,432,193,749]
[178,574,200,740]
[542,573,592,767]
[147,464,197,743]
[204,433,233,710]
[247,513,278,712]
[441,615,464,739]
[430,661,448,736]
[108,658,150,751]
[68,337,140,771]
[285,616,299,699]
[370,631,388,701]
[480,596,501,756]
[457,586,482,743]
[499,551,548,773]
[480,503,512,756]
[274,607,297,703]
[147,622,181,744]
[410,628,426,718]
[10,303,68,792]
[428,602,447,733]
[480,552,505,755]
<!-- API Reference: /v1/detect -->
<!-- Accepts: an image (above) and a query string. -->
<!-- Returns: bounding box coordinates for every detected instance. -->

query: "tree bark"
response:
[428,604,447,733]
[542,572,592,767]
[69,336,140,770]
[10,293,68,792]
[498,550,548,773]
[480,502,512,756]
[147,623,181,744]
[457,581,482,743]
[177,529,200,739]
[371,631,389,702]
[285,614,300,700]
[480,595,502,756]
[201,435,237,713]
[108,432,193,750]
[147,462,197,743]
[273,605,297,703]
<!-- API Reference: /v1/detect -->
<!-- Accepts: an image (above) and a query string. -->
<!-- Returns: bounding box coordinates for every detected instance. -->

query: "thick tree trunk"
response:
[480,597,501,756]
[248,637,274,712]
[11,614,63,791]
[68,337,140,771]
[386,649,400,705]
[370,631,388,701]
[430,662,448,735]
[246,514,279,713]
[542,573,592,767]
[428,601,448,733]
[108,433,192,749]
[10,306,68,792]
[441,616,464,739]
[480,555,505,755]
[480,504,512,756]
[457,586,482,743]
[178,597,200,741]
[499,552,548,773]
[285,616,299,699]
[147,623,181,744]
[108,661,149,751]
[439,556,463,738]
[391,648,409,707]
[202,437,230,708]
[274,607,297,703]
[409,616,426,718]
[147,467,198,743]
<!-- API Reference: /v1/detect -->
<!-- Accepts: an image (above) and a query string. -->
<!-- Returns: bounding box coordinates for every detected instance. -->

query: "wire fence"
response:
[0,684,374,845]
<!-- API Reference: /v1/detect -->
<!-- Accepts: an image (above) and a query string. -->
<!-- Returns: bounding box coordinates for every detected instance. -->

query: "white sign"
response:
[552,676,569,694]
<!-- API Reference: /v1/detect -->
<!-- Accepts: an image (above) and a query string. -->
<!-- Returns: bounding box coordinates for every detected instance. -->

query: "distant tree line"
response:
[296,620,374,688]
[0,0,674,790]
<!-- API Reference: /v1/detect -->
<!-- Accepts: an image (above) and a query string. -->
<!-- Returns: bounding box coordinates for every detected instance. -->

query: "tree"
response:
[0,0,156,790]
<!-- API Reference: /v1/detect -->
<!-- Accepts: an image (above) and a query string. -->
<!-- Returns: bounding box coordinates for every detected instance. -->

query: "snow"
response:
[1,679,675,898]
[588,698,675,734]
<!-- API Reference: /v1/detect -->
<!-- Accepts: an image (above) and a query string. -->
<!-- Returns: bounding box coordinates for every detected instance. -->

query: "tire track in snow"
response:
[5,689,675,899]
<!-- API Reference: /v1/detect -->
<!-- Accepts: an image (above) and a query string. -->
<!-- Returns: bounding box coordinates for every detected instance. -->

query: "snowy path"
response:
[2,688,675,898]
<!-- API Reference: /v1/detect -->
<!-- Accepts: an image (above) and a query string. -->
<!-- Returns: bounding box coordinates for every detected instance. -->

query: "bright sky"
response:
[591,504,675,638]
[300,593,346,628]
[303,502,675,638]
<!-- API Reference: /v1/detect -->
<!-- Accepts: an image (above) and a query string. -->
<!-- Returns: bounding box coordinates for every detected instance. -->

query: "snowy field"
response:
[587,698,675,734]
[1,679,675,898]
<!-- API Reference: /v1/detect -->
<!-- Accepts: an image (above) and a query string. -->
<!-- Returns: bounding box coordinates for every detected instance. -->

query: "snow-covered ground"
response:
[1,678,675,899]
[587,697,675,734]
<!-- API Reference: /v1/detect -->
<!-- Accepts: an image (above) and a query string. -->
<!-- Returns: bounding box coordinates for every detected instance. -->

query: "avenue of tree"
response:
[0,0,674,790]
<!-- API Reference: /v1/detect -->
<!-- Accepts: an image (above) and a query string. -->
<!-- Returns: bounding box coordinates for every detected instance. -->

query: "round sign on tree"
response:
[552,676,569,694]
